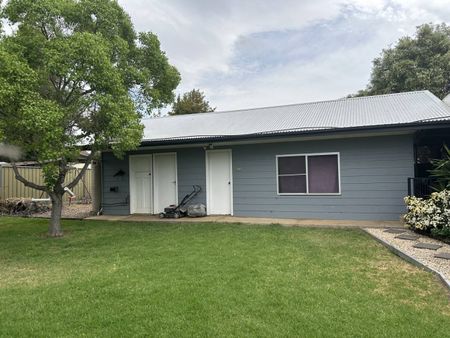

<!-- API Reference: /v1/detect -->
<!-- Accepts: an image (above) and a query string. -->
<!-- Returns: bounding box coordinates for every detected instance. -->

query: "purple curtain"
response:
[278,175,306,193]
[278,156,306,174]
[307,155,339,193]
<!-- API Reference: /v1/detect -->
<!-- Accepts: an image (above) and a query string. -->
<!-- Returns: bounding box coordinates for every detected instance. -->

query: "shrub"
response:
[404,190,450,231]
[429,145,450,190]
[431,227,450,238]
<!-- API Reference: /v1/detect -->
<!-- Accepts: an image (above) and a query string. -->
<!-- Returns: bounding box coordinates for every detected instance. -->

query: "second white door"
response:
[129,155,153,214]
[206,150,232,215]
[153,153,178,213]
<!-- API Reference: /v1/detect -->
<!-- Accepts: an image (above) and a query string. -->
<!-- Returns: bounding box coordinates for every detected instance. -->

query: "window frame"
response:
[275,152,341,196]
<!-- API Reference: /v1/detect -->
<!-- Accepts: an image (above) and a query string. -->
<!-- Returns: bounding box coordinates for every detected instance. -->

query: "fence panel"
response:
[0,166,93,201]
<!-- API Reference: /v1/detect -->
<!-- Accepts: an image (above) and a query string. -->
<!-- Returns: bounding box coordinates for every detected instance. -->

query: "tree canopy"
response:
[169,89,215,115]
[0,0,180,235]
[355,23,450,99]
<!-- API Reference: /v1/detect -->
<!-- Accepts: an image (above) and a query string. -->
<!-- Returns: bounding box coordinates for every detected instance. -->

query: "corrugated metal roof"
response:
[141,90,450,143]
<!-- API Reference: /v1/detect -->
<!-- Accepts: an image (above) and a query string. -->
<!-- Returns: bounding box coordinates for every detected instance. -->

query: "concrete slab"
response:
[435,252,450,260]
[384,228,406,234]
[413,242,442,250]
[395,234,419,241]
[85,214,402,228]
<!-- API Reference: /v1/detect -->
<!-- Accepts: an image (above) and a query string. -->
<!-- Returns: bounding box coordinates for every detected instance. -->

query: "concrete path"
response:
[86,214,401,228]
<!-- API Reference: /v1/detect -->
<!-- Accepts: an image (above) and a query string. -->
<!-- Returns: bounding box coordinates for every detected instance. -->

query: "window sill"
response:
[277,193,342,196]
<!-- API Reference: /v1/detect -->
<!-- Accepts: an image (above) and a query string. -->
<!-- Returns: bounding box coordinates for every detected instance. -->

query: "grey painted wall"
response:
[101,134,414,220]
[176,148,206,205]
[101,148,206,215]
[101,152,130,215]
[230,134,414,220]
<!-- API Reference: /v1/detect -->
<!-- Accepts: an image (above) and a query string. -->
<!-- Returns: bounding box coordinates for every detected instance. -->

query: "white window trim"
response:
[275,152,341,196]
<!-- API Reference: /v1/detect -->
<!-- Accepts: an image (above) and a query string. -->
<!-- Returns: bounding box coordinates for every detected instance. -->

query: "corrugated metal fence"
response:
[0,165,93,201]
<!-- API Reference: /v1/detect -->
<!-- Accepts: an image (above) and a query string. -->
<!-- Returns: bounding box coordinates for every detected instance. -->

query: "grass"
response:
[0,217,450,337]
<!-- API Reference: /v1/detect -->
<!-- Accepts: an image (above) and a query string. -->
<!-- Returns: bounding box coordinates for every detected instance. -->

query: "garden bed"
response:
[32,202,93,219]
[365,227,450,287]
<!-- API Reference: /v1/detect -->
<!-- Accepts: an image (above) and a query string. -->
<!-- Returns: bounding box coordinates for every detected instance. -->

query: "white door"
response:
[153,153,178,213]
[206,150,233,215]
[129,155,153,214]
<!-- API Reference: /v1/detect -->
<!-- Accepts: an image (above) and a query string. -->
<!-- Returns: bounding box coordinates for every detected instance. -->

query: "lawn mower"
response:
[159,185,202,219]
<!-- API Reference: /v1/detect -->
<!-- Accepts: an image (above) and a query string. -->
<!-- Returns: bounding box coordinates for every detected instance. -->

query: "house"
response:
[100,90,450,221]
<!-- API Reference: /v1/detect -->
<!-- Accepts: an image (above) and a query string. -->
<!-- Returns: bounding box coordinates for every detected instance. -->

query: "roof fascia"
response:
[101,122,450,153]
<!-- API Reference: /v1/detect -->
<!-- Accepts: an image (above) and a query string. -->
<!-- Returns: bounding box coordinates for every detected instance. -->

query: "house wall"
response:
[230,134,414,220]
[101,148,206,215]
[176,148,206,205]
[101,152,130,215]
[101,134,414,220]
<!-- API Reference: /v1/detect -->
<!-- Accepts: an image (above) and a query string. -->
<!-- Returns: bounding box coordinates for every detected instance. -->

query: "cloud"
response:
[121,1,343,81]
[119,0,450,111]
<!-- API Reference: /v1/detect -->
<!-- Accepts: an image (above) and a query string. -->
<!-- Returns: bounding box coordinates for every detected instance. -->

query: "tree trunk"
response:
[49,192,64,237]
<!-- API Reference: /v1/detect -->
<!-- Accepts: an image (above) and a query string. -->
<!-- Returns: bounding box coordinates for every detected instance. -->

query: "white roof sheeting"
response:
[141,91,450,143]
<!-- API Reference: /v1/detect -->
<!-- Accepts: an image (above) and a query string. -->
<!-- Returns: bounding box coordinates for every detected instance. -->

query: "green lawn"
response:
[0,217,449,337]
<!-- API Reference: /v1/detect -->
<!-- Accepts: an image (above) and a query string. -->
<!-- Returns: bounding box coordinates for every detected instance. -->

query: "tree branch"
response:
[49,76,59,93]
[55,159,69,192]
[60,77,69,93]
[64,85,77,105]
[64,151,96,190]
[40,24,50,40]
[11,163,48,192]
[65,86,96,105]
[80,88,96,96]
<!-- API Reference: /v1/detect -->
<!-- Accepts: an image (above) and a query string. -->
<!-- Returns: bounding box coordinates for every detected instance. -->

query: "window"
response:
[276,153,340,195]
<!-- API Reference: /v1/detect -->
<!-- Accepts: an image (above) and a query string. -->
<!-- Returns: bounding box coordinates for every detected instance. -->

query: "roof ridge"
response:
[142,91,432,122]
[211,90,431,114]
[422,89,448,104]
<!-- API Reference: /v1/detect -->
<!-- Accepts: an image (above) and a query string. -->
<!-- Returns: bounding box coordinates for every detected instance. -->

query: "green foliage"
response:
[0,0,180,189]
[357,23,450,99]
[169,88,215,115]
[429,144,450,190]
[431,226,450,239]
[404,190,450,231]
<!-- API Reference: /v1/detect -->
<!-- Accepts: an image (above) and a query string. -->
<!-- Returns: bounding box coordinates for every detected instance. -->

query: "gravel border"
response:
[364,228,450,290]
[33,203,93,219]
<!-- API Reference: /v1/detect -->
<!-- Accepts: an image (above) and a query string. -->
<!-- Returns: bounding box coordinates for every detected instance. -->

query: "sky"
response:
[121,1,449,111]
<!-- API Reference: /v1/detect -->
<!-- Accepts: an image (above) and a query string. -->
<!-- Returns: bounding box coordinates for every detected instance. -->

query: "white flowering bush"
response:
[404,190,450,231]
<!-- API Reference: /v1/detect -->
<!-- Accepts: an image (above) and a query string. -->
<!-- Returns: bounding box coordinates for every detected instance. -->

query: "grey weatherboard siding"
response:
[101,134,414,220]
[231,134,413,220]
[101,148,206,215]
[101,152,130,215]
